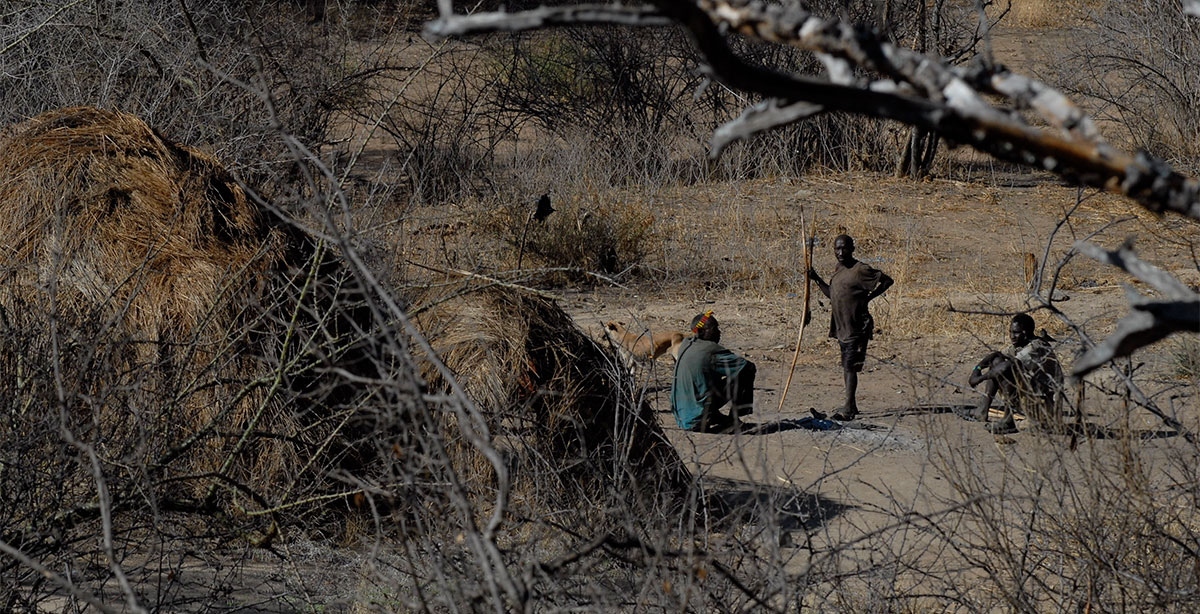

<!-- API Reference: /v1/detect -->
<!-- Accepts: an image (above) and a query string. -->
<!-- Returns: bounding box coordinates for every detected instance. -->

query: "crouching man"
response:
[671,311,756,433]
[968,313,1063,435]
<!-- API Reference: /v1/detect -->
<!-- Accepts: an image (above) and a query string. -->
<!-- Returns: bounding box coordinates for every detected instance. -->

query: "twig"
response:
[0,0,88,57]
[427,4,672,36]
[1071,239,1200,375]
[515,210,534,271]
[711,98,823,157]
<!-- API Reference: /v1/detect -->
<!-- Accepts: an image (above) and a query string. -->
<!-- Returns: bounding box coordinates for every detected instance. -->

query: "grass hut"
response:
[0,107,359,530]
[410,286,689,517]
[0,107,686,548]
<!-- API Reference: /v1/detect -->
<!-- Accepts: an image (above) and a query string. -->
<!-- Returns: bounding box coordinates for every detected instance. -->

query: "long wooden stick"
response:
[778,207,815,412]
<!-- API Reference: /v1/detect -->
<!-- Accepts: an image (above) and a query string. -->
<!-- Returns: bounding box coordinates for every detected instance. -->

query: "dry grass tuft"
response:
[504,186,658,278]
[1001,0,1099,28]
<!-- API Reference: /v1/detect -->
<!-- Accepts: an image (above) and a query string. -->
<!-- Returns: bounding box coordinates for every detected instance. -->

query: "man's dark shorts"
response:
[839,337,869,373]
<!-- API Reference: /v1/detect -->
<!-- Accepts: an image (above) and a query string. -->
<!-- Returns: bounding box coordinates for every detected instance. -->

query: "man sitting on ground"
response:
[968,313,1063,435]
[671,311,757,433]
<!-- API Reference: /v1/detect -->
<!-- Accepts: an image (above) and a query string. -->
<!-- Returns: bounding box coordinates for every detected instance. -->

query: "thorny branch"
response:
[426,0,1200,371]
[1072,240,1200,376]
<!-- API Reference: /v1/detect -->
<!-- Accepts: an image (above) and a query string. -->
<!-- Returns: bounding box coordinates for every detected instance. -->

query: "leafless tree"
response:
[1053,0,1200,173]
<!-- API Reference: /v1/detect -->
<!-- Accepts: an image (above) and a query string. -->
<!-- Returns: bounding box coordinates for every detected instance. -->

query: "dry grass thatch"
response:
[0,107,371,527]
[0,106,292,342]
[411,285,689,515]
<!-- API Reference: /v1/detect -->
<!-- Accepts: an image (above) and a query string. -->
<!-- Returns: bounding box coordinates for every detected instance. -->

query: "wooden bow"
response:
[779,206,816,412]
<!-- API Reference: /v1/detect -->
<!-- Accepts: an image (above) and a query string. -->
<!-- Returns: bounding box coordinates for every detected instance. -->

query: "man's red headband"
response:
[693,310,714,333]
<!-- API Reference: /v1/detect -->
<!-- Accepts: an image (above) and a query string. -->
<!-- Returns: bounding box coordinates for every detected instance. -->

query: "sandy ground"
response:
[554,166,1200,582]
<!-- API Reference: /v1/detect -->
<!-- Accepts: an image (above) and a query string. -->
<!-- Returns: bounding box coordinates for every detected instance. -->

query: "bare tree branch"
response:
[426,3,672,37]
[1071,240,1200,376]
[710,98,823,157]
[1076,239,1197,301]
[814,51,855,86]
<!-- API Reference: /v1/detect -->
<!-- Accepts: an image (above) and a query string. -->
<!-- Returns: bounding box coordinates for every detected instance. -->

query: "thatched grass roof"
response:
[412,286,689,515]
[0,106,287,342]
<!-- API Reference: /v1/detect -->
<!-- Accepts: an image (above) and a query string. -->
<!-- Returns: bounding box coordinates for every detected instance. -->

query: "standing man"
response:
[967,313,1063,434]
[809,234,894,421]
[671,311,757,433]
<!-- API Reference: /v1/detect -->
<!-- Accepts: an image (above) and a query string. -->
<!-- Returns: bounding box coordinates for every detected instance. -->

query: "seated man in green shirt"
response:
[670,311,757,433]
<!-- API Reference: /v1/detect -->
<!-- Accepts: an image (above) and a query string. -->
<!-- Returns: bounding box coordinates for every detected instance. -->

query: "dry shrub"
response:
[992,0,1098,28]
[930,423,1200,613]
[1051,1,1200,170]
[509,189,657,278]
[1167,336,1200,382]
[0,107,372,522]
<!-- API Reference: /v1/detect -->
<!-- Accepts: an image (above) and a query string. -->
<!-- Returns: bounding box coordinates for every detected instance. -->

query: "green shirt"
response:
[670,337,748,429]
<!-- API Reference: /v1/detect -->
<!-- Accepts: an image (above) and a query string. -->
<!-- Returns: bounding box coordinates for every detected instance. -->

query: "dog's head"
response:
[604,320,626,333]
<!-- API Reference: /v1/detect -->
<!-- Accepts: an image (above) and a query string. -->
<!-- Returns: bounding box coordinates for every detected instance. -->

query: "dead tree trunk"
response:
[894,0,940,178]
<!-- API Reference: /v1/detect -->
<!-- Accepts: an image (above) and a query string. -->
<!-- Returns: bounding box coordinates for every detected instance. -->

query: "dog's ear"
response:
[605,321,617,331]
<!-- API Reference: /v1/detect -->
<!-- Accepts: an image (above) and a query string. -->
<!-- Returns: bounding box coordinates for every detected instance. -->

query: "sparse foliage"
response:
[513,191,656,277]
[1055,0,1200,171]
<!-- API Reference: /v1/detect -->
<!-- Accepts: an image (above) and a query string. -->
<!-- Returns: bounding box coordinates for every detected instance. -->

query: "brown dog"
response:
[604,320,685,371]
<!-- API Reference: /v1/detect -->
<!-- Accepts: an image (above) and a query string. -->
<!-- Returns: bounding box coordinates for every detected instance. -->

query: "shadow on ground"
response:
[1060,421,1179,441]
[743,417,842,435]
[871,403,976,419]
[705,477,850,533]
[742,413,927,436]
[871,403,1182,441]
